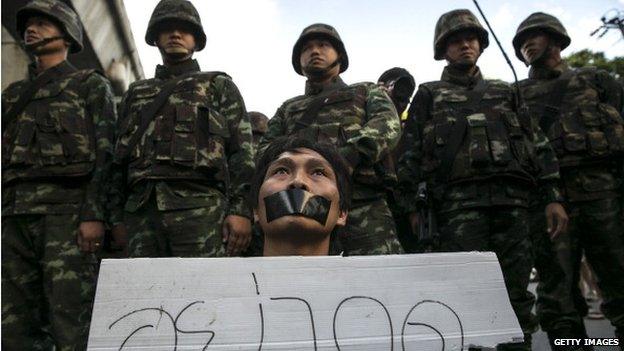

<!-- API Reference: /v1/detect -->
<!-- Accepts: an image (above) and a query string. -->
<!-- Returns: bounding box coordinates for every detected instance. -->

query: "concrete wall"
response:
[1,0,143,96]
[1,26,30,90]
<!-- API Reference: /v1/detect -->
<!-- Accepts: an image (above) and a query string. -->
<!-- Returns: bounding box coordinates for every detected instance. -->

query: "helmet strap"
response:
[23,36,65,53]
[302,56,341,79]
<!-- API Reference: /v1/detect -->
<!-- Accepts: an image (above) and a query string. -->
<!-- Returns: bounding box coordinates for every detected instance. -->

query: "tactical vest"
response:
[420,80,535,185]
[115,72,229,186]
[284,83,397,189]
[2,70,96,184]
[524,69,624,168]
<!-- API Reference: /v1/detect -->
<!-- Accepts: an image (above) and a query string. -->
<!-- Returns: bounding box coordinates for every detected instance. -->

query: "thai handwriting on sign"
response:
[108,273,465,350]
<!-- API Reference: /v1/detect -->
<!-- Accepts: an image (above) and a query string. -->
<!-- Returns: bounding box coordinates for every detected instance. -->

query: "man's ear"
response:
[336,209,348,227]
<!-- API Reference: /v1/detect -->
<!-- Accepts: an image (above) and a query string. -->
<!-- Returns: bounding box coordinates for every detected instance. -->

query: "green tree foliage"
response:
[565,49,624,79]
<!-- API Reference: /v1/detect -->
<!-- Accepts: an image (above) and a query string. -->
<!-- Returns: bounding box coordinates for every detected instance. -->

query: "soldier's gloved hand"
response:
[545,202,568,240]
[222,215,252,256]
[408,212,421,236]
[77,221,105,253]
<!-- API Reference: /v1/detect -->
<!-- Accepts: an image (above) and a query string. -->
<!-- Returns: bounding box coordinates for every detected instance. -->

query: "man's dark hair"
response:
[250,137,352,212]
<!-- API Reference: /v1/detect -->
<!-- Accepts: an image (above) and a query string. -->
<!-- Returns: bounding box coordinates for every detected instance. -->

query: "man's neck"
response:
[307,72,339,86]
[263,237,330,256]
[34,51,67,74]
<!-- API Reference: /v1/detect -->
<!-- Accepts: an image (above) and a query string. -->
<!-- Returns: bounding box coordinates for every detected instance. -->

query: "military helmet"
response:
[249,111,269,135]
[16,0,83,53]
[145,0,206,51]
[433,9,489,60]
[292,23,349,75]
[513,12,571,63]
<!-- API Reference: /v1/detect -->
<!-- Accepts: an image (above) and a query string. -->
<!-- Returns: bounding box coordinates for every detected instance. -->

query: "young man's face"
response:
[299,38,340,77]
[156,20,196,62]
[520,30,550,65]
[23,15,68,54]
[444,30,481,66]
[255,148,347,241]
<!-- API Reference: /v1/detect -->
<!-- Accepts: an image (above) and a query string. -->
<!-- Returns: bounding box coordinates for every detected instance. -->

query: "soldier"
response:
[1,0,116,348]
[513,12,624,348]
[259,23,403,255]
[377,67,416,119]
[377,67,418,252]
[249,111,269,148]
[109,0,255,258]
[397,9,568,350]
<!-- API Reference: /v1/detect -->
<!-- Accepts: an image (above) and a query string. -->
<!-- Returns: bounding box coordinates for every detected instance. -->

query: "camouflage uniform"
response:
[246,111,269,257]
[397,10,565,350]
[1,1,116,349]
[513,12,624,346]
[378,68,419,253]
[109,0,254,258]
[259,24,403,256]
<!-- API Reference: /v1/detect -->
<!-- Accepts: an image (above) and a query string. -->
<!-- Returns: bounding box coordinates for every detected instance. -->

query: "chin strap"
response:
[23,36,64,52]
[303,56,341,77]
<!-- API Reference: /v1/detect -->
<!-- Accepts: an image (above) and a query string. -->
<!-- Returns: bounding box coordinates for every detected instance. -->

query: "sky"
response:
[124,0,624,117]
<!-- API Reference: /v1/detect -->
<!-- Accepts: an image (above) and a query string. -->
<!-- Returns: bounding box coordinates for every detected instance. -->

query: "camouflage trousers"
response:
[343,195,403,255]
[528,205,587,347]
[436,206,535,351]
[531,197,624,343]
[125,197,227,258]
[1,214,97,351]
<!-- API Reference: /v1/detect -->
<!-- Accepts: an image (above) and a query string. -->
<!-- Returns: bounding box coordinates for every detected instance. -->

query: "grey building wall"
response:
[1,0,144,95]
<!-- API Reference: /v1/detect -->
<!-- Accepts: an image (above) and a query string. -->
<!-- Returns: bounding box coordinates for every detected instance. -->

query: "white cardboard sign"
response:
[88,252,523,350]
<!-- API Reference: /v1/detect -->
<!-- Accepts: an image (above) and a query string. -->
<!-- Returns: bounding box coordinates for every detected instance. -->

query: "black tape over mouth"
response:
[264,188,332,225]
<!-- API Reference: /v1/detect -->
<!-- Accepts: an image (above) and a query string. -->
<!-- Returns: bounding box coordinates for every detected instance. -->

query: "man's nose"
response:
[25,25,37,35]
[288,171,310,191]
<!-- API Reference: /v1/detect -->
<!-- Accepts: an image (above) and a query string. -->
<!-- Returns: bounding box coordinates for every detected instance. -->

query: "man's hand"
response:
[222,215,252,256]
[408,212,421,236]
[110,223,129,256]
[77,221,105,253]
[545,202,568,240]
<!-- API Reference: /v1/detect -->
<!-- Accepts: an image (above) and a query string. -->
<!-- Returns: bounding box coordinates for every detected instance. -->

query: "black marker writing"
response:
[109,301,214,351]
[333,296,394,351]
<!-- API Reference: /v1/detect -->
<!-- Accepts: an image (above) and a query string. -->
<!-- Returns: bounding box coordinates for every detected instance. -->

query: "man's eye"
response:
[272,167,289,175]
[311,168,327,177]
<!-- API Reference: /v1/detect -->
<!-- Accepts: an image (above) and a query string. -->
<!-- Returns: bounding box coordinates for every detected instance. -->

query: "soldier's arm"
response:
[339,84,401,168]
[214,76,254,219]
[594,69,624,113]
[517,91,564,204]
[258,105,287,157]
[80,73,117,222]
[396,86,431,213]
[107,91,132,226]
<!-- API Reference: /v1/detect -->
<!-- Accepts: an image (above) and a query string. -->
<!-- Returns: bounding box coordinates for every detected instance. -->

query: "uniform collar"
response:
[528,61,569,80]
[441,65,483,87]
[28,60,76,81]
[305,76,348,96]
[155,59,201,79]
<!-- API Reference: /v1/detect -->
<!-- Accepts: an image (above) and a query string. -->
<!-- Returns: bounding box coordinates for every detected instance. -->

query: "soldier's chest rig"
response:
[2,69,95,184]
[115,72,229,185]
[523,70,624,169]
[284,84,368,146]
[421,79,535,185]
